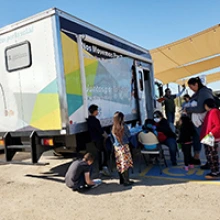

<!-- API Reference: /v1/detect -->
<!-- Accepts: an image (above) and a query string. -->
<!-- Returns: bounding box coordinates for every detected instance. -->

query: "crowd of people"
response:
[65,76,220,192]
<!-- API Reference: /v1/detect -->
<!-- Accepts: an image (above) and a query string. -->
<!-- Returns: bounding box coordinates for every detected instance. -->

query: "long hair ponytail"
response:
[112,111,124,144]
[188,77,204,90]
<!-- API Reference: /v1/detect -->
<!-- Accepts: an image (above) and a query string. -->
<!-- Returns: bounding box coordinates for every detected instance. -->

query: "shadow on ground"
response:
[25,156,189,195]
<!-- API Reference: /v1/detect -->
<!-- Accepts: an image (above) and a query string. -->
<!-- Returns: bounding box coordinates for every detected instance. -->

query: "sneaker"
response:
[75,185,90,193]
[205,172,220,180]
[183,166,189,171]
[200,163,210,170]
[101,166,111,176]
[189,164,194,169]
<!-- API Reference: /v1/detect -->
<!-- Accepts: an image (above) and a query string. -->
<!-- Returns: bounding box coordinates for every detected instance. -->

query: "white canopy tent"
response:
[150,24,220,84]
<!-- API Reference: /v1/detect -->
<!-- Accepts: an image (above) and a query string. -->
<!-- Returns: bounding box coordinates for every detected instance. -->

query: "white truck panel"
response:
[0,17,63,132]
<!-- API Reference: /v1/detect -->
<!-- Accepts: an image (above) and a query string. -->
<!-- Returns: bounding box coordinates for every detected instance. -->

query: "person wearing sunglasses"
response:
[153,111,177,166]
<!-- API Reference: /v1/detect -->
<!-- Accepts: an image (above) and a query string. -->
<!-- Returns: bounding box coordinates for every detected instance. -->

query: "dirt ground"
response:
[0,152,220,220]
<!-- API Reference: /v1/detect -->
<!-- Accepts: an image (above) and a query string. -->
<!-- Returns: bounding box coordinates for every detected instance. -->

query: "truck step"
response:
[7,145,31,150]
[2,131,61,165]
[3,131,49,164]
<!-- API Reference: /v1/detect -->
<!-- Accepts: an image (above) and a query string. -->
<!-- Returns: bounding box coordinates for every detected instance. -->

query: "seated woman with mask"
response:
[153,110,177,166]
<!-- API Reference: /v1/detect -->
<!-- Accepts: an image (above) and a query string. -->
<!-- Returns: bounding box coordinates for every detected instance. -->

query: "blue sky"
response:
[0,0,220,90]
[1,0,220,49]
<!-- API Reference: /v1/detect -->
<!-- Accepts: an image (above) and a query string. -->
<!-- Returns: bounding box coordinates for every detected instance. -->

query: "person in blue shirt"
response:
[163,85,185,124]
[138,119,161,151]
[181,94,191,109]
[111,111,134,186]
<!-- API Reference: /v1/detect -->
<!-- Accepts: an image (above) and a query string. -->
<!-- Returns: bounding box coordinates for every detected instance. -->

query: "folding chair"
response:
[138,132,168,174]
[158,143,179,165]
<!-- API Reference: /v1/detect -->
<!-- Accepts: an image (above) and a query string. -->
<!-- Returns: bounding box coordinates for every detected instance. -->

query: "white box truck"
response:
[0,8,159,163]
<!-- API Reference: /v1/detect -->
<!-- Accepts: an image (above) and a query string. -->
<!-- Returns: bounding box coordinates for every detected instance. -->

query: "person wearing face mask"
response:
[153,111,177,166]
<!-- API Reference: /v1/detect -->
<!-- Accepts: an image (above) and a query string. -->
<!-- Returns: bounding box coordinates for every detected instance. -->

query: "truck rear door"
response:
[135,66,154,123]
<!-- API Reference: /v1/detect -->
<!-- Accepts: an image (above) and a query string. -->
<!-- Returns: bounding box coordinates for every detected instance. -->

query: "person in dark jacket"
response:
[184,77,214,166]
[177,115,195,171]
[153,110,177,165]
[87,104,109,176]
[163,85,185,124]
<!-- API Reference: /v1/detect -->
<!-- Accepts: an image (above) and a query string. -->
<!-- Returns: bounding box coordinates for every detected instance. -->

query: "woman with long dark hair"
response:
[185,77,214,166]
[112,111,133,186]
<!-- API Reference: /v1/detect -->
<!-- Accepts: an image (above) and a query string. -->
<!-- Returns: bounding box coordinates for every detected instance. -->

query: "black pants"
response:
[205,144,219,173]
[73,176,93,193]
[72,173,87,192]
[182,143,193,166]
[94,140,108,170]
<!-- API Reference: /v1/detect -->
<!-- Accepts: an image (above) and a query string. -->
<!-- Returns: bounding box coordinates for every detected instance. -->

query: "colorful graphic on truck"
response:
[61,31,138,128]
[59,16,152,129]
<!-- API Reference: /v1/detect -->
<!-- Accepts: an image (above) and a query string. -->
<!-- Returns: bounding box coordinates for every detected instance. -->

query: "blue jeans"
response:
[193,126,202,154]
[163,137,177,164]
[166,112,175,124]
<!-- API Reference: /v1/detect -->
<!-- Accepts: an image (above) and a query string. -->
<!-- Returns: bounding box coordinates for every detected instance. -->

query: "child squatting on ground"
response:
[177,115,195,171]
[65,153,102,192]
[200,98,220,180]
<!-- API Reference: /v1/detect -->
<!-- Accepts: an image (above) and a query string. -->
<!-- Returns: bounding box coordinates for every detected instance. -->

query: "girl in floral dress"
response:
[112,111,133,186]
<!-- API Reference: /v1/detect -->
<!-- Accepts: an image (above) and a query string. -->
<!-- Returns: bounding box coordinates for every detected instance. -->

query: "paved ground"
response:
[0,150,220,220]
